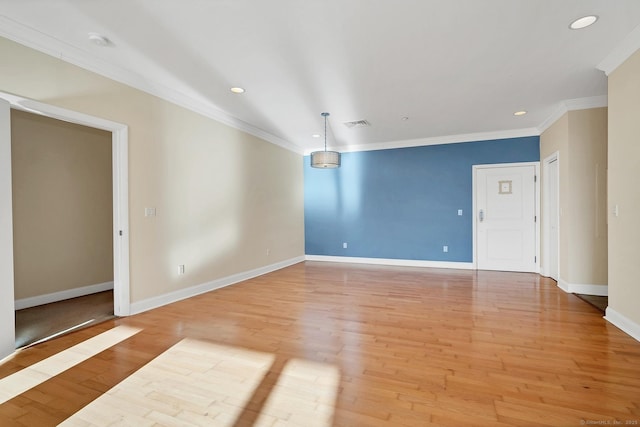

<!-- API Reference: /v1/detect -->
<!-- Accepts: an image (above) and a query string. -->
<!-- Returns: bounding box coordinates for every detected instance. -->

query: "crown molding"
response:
[563,95,608,111]
[538,104,568,135]
[537,95,608,134]
[0,16,302,154]
[304,127,541,155]
[0,15,613,157]
[597,24,640,76]
[323,93,608,155]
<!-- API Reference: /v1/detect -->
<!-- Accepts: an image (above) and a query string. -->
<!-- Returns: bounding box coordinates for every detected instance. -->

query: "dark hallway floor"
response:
[15,290,115,348]
[575,293,608,313]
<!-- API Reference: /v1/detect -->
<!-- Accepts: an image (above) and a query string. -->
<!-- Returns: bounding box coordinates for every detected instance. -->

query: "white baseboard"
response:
[15,281,114,310]
[557,279,570,293]
[539,269,559,281]
[130,256,305,315]
[557,278,608,296]
[605,307,640,342]
[305,255,474,270]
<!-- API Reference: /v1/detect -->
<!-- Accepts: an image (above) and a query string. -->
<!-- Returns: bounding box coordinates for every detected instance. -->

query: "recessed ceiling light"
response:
[569,15,598,30]
[312,134,321,138]
[514,110,527,116]
[230,87,245,94]
[88,32,110,47]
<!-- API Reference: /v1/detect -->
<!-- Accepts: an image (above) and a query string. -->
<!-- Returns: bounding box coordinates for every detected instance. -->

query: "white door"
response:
[0,99,16,359]
[547,158,559,280]
[476,164,537,272]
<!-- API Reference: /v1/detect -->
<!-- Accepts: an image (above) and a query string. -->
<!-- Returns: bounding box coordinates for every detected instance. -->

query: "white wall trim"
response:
[1,16,617,157]
[0,16,301,154]
[305,255,474,270]
[557,279,570,293]
[537,96,608,134]
[15,281,114,310]
[2,15,539,156]
[557,278,608,296]
[3,15,610,159]
[0,91,131,317]
[563,95,608,111]
[0,99,16,360]
[597,24,640,76]
[111,123,130,316]
[306,128,541,155]
[605,307,640,343]
[541,152,560,282]
[316,95,605,154]
[130,256,305,315]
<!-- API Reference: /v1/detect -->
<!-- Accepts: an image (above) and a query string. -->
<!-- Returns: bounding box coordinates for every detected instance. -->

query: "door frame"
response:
[0,98,15,360]
[0,92,130,321]
[542,152,560,280]
[472,162,540,271]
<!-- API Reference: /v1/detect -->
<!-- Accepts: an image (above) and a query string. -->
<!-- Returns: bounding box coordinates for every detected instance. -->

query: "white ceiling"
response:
[1,0,640,154]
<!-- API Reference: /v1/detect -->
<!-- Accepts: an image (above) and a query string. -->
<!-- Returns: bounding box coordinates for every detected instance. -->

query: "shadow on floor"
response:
[15,290,116,348]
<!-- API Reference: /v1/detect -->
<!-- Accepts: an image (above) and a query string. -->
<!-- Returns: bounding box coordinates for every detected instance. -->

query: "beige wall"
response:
[566,109,608,284]
[11,110,113,299]
[0,37,304,304]
[608,49,640,326]
[540,108,608,286]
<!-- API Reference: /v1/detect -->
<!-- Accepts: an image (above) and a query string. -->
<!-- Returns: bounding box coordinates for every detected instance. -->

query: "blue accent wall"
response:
[304,136,540,262]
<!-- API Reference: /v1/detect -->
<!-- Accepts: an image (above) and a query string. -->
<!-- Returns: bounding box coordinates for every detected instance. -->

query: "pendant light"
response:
[310,112,341,168]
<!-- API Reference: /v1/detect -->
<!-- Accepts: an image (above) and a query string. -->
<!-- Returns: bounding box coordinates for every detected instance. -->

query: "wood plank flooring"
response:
[1,261,639,426]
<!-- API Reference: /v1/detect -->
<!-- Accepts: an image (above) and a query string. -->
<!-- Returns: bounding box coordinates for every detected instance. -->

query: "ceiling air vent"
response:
[343,119,370,129]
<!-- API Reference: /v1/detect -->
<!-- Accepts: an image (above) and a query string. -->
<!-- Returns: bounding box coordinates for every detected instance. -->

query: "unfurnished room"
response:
[0,1,639,426]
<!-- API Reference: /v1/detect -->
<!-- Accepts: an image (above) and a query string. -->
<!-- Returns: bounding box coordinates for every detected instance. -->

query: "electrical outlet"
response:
[443,246,448,253]
[343,242,348,249]
[458,209,463,216]
[266,248,270,256]
[178,264,185,275]
[145,207,156,217]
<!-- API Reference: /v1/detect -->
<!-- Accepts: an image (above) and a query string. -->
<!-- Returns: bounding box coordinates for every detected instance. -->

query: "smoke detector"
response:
[88,33,110,47]
[343,119,370,129]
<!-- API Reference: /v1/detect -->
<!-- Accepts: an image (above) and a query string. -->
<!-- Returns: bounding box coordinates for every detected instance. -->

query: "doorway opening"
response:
[11,109,115,348]
[0,92,129,358]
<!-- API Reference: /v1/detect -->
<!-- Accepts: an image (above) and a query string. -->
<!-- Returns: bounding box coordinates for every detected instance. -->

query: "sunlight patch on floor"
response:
[0,325,141,405]
[255,358,340,426]
[60,339,274,426]
[59,339,340,426]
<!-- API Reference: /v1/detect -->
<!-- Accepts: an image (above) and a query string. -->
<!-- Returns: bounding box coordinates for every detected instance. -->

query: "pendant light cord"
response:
[321,111,330,152]
[324,114,327,152]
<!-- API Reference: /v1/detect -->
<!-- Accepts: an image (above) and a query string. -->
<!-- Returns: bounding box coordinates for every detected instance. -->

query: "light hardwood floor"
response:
[0,261,638,426]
